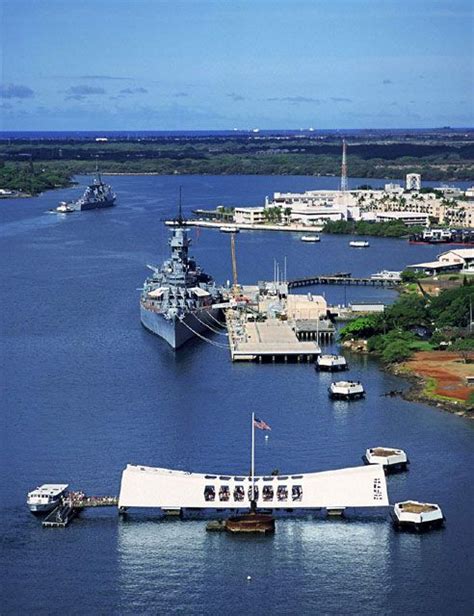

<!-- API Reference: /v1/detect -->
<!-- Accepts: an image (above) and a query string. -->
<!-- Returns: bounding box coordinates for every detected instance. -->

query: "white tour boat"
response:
[370,270,402,282]
[27,484,69,514]
[328,380,365,400]
[349,240,370,248]
[363,447,409,472]
[301,235,320,243]
[219,226,240,233]
[392,500,445,532]
[316,354,348,372]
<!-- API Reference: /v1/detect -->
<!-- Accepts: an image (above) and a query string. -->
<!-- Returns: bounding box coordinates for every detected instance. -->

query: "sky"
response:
[0,0,473,130]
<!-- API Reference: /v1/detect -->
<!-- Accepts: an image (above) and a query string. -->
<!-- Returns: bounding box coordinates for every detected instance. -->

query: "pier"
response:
[41,494,119,528]
[288,274,399,289]
[226,308,320,362]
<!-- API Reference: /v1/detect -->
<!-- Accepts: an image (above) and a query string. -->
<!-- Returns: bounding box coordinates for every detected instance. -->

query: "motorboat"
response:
[349,240,369,248]
[219,226,240,233]
[301,235,320,243]
[328,380,365,400]
[363,447,409,473]
[27,484,69,514]
[370,270,402,282]
[51,202,75,214]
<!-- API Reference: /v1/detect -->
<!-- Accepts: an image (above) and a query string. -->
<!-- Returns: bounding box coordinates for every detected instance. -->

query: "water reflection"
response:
[117,517,393,614]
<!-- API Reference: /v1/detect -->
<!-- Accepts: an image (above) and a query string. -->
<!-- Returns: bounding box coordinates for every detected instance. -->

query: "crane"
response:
[230,232,239,296]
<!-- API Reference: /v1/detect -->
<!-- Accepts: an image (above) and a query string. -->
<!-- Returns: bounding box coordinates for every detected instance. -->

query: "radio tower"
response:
[340,139,348,192]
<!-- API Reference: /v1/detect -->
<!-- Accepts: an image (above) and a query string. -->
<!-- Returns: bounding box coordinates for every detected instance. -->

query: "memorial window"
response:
[262,486,274,502]
[219,485,230,502]
[292,485,303,501]
[204,485,215,502]
[233,486,245,501]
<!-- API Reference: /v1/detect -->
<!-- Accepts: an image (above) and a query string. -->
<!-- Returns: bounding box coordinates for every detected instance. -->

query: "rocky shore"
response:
[343,340,474,418]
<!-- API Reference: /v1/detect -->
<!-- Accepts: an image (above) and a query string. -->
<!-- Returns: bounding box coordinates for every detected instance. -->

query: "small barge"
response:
[328,380,365,400]
[363,447,409,473]
[392,501,445,532]
[316,354,348,372]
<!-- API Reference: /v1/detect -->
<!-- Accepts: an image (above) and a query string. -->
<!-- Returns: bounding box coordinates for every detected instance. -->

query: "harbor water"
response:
[1,175,473,614]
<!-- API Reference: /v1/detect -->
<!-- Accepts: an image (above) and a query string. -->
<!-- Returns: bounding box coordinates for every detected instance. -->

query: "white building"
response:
[439,248,474,273]
[234,206,266,225]
[118,463,388,511]
[406,173,421,191]
[384,183,404,195]
[407,248,474,275]
[465,187,474,200]
[265,190,363,223]
[374,211,430,226]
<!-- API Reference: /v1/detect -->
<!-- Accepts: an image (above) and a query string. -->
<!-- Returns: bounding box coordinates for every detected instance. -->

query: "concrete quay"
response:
[226,310,320,362]
[165,219,323,233]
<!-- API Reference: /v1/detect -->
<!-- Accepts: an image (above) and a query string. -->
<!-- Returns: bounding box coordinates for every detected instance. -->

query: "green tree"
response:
[381,339,413,363]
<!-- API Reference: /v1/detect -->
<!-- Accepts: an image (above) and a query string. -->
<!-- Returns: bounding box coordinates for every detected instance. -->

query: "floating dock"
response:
[41,495,119,528]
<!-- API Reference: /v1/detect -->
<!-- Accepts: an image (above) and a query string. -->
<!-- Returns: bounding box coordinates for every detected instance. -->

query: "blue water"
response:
[1,175,473,615]
[1,128,473,140]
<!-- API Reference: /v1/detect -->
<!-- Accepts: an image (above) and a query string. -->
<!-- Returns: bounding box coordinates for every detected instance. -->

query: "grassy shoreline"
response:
[390,358,474,418]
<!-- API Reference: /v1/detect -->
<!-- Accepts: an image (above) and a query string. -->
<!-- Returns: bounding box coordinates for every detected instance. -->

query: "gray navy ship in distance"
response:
[140,209,223,349]
[53,165,116,213]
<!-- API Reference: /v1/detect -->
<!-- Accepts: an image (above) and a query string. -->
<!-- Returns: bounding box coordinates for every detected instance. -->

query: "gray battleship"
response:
[54,166,116,213]
[140,213,222,349]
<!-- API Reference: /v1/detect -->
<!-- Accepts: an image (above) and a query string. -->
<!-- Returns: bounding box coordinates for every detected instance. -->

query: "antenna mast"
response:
[340,139,348,192]
[177,186,184,226]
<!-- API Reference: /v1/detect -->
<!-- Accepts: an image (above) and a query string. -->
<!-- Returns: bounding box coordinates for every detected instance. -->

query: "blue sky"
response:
[0,0,472,130]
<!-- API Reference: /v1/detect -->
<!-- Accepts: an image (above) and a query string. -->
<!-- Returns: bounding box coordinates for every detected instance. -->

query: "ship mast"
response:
[176,186,184,226]
[95,157,102,184]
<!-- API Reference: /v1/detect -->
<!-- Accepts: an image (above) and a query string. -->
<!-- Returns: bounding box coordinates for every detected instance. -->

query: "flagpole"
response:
[251,411,255,507]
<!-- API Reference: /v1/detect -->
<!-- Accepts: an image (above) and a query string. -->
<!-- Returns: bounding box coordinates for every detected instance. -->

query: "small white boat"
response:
[51,202,75,214]
[370,270,401,282]
[392,500,445,532]
[219,226,239,233]
[328,380,365,400]
[316,354,348,372]
[301,235,320,243]
[27,484,69,514]
[349,240,369,248]
[363,447,409,472]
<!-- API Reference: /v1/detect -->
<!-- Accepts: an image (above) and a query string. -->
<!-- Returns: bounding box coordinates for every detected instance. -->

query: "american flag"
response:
[254,417,271,431]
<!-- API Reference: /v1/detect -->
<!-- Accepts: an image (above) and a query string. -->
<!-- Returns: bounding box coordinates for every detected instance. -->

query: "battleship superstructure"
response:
[55,165,116,212]
[140,212,222,349]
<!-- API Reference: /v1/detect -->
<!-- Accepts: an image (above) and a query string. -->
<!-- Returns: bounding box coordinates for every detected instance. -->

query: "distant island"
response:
[0,128,473,195]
